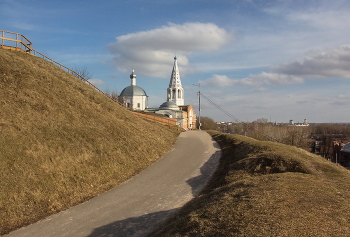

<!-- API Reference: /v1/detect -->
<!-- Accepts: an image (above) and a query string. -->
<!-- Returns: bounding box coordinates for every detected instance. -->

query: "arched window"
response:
[178,89,181,98]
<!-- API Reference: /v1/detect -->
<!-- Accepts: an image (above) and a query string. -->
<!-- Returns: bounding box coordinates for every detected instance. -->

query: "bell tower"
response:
[167,56,184,106]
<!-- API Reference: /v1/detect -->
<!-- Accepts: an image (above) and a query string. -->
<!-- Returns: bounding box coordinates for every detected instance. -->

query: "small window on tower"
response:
[137,103,140,108]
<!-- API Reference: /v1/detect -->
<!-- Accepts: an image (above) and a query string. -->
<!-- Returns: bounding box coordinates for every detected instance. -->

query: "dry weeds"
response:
[151,131,350,237]
[0,48,180,235]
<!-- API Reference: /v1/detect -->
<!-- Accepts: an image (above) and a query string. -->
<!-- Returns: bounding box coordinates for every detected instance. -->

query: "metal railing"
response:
[0,30,179,128]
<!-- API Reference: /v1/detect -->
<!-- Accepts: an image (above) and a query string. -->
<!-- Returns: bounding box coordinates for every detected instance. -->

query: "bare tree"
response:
[73,66,92,80]
[105,90,119,100]
[254,118,268,124]
[198,117,217,130]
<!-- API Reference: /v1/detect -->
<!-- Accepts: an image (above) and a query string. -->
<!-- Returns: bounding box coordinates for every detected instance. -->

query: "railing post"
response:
[16,33,19,49]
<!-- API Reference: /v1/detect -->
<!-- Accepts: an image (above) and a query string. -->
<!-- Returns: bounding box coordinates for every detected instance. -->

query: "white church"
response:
[118,69,148,110]
[118,56,196,130]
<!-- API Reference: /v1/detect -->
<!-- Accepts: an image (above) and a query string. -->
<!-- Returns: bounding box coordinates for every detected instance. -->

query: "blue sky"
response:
[2,0,350,123]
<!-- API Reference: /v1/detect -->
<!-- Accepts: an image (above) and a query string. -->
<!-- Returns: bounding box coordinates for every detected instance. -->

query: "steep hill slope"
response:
[0,48,180,235]
[151,131,350,236]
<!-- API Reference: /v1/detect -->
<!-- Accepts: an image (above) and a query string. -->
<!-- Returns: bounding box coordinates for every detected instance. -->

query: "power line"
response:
[200,92,243,124]
[200,92,277,142]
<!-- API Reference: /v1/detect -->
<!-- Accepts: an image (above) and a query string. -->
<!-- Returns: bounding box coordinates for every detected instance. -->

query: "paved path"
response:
[5,130,221,237]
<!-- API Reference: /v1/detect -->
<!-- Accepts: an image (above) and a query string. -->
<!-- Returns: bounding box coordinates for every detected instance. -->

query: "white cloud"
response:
[220,2,350,73]
[285,7,350,31]
[247,72,304,86]
[200,72,303,88]
[271,45,350,78]
[108,22,233,78]
[199,85,349,123]
[200,74,238,87]
[201,44,350,90]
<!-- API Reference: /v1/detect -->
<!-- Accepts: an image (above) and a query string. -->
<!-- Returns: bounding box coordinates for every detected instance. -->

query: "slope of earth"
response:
[0,48,180,235]
[151,131,350,237]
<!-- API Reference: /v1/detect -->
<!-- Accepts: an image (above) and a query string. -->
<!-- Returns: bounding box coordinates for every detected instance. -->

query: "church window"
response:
[137,103,140,108]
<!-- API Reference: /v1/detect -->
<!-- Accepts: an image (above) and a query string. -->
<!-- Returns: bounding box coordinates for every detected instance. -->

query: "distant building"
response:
[145,56,196,129]
[118,56,196,129]
[118,69,148,111]
[288,119,309,126]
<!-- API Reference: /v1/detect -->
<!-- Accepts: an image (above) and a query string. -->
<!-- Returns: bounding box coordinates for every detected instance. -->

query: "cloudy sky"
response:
[1,0,350,123]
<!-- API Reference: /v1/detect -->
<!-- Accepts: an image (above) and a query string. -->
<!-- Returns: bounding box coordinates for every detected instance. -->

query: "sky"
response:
[1,0,350,123]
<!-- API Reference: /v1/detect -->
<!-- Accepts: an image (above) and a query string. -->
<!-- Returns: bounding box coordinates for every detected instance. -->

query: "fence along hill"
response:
[0,47,180,235]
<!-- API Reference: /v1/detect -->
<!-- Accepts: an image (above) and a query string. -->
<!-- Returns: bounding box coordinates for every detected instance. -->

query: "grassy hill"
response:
[151,131,350,236]
[0,48,180,235]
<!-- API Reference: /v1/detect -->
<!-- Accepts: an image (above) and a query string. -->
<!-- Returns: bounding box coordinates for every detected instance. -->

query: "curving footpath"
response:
[5,130,221,237]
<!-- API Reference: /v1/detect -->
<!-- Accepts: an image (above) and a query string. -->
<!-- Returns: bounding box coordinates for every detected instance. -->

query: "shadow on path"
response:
[87,143,221,237]
[87,208,179,237]
[88,135,222,237]
[186,148,221,196]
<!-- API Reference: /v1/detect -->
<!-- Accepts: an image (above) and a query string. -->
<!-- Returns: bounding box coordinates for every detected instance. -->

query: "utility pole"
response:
[193,83,201,130]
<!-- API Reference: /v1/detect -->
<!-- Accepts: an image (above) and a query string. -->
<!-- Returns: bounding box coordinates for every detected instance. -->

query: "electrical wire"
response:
[200,92,278,142]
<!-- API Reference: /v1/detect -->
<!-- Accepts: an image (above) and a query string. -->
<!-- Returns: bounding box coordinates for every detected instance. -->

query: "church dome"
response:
[159,101,179,110]
[120,85,147,96]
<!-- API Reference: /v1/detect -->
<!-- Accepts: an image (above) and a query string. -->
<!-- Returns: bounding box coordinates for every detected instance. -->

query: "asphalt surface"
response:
[5,130,221,237]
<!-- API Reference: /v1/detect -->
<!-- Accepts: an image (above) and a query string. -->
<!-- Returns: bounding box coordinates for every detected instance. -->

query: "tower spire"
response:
[167,56,184,106]
[130,69,136,86]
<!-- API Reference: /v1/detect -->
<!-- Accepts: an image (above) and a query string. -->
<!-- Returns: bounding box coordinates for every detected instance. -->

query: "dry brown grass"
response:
[0,48,180,235]
[151,131,350,237]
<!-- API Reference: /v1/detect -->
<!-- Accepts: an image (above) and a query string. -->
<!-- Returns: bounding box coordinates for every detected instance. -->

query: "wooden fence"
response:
[0,30,179,129]
[0,30,32,52]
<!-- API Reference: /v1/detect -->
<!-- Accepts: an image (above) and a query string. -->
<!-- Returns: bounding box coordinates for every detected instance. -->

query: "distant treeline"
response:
[200,117,350,159]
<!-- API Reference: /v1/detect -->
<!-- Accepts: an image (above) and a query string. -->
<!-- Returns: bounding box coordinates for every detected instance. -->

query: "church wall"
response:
[155,110,176,118]
[178,105,197,130]
[118,95,147,111]
[134,95,148,110]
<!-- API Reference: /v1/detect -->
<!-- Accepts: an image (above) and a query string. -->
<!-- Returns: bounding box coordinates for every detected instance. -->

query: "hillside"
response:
[151,131,350,236]
[0,48,180,235]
